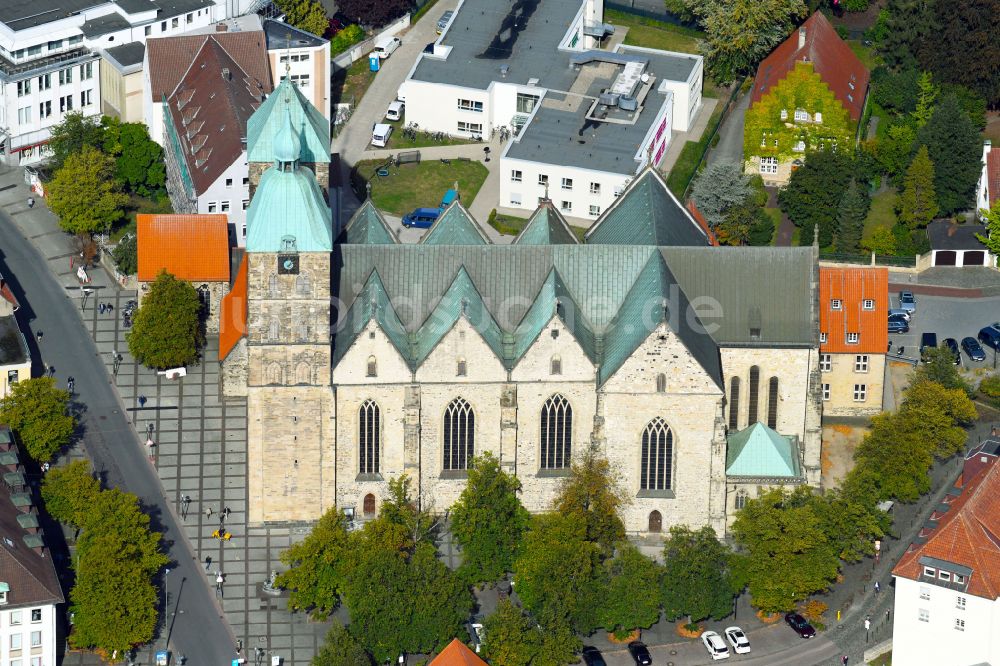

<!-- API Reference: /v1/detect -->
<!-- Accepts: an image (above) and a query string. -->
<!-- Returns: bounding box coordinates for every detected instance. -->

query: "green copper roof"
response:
[246,163,333,252]
[726,423,802,478]
[420,202,491,246]
[513,269,596,362]
[513,205,579,245]
[247,77,331,164]
[413,266,505,365]
[273,109,301,163]
[331,268,410,368]
[340,200,398,244]
[600,251,721,386]
[586,168,710,246]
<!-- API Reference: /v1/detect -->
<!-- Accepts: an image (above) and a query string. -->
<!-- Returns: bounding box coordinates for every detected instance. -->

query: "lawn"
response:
[384,121,474,150]
[847,40,883,71]
[351,158,489,216]
[862,189,897,242]
[665,104,724,197]
[606,9,702,55]
[332,58,378,108]
[764,207,783,246]
[868,651,891,666]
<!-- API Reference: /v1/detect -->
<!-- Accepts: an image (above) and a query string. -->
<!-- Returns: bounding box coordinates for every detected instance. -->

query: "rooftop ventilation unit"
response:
[500,64,510,77]
[618,96,637,111]
[610,60,645,98]
[599,92,619,107]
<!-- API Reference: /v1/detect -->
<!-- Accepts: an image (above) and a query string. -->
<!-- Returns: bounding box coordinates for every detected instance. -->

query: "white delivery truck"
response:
[372,35,401,58]
[385,100,404,121]
[371,123,393,147]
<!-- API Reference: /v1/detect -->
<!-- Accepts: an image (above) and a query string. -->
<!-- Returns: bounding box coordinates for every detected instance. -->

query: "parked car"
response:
[437,10,454,33]
[402,207,440,228]
[372,35,401,58]
[888,317,909,334]
[371,123,392,147]
[899,290,917,313]
[581,646,607,666]
[978,324,1000,351]
[944,338,961,365]
[385,100,404,121]
[440,188,458,209]
[724,626,751,654]
[962,336,987,362]
[628,641,652,666]
[785,612,816,638]
[887,308,911,322]
[701,631,730,660]
[920,332,938,360]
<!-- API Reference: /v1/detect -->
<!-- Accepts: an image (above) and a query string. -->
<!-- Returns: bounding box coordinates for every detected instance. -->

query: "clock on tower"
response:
[277,254,299,274]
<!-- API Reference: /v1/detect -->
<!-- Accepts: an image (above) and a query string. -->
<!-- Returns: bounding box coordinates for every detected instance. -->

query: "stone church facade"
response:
[220,78,824,536]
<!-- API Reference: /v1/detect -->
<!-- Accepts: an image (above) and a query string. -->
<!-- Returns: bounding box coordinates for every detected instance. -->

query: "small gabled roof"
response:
[219,255,248,361]
[926,220,991,252]
[137,214,231,282]
[599,251,721,387]
[726,422,802,478]
[413,267,504,366]
[585,168,711,247]
[331,269,410,369]
[339,200,398,245]
[247,77,330,164]
[420,202,491,246]
[514,204,579,245]
[985,145,999,209]
[513,269,596,363]
[430,639,488,666]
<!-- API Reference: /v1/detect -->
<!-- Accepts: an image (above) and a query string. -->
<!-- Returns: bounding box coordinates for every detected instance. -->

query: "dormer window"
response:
[939,571,951,582]
[924,566,936,577]
[794,109,809,122]
[954,573,966,584]
[831,299,842,310]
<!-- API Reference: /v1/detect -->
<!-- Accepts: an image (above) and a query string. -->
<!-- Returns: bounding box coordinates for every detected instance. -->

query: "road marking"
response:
[30,230,63,239]
[0,184,15,192]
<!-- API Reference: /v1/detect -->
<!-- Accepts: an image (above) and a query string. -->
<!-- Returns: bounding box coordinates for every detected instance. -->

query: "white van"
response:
[386,100,404,121]
[371,123,393,147]
[372,36,401,59]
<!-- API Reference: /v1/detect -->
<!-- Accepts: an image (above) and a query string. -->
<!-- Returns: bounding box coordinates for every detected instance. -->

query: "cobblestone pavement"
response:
[79,291,329,665]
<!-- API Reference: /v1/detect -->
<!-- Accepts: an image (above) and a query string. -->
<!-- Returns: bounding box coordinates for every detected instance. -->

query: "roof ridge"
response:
[167,35,211,99]
[420,201,491,245]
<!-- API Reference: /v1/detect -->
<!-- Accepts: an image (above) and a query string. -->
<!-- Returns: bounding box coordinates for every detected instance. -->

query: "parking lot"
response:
[887,292,1000,371]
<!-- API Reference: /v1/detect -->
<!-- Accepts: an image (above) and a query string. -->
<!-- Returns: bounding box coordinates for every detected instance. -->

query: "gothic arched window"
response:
[359,399,380,475]
[295,362,311,385]
[540,394,572,469]
[747,366,760,425]
[443,398,474,471]
[268,318,280,341]
[296,272,311,297]
[767,376,779,429]
[729,377,741,430]
[268,274,279,298]
[550,355,562,375]
[265,362,282,385]
[366,356,377,378]
[640,417,673,491]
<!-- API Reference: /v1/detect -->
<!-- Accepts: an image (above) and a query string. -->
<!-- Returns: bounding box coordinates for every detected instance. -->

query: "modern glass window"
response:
[242,199,250,210]
[820,332,828,344]
[590,182,600,195]
[172,17,179,28]
[918,609,929,622]
[48,40,62,51]
[863,299,874,310]
[17,107,31,124]
[793,140,806,152]
[847,332,859,344]
[853,384,867,401]
[207,202,217,213]
[80,62,93,80]
[221,201,231,212]
[30,609,40,623]
[794,109,809,122]
[16,80,30,96]
[457,99,483,112]
[516,93,539,114]
[920,586,930,600]
[10,609,21,624]
[780,109,788,120]
[956,596,966,610]
[145,25,152,36]
[640,418,673,491]
[955,574,966,584]
[59,68,72,85]
[820,354,832,372]
[289,74,310,87]
[456,121,482,134]
[538,174,549,186]
[747,366,760,424]
[759,157,778,174]
[29,631,40,647]
[855,355,869,372]
[954,618,965,631]
[10,634,21,649]
[37,74,50,90]
[767,377,779,429]
[540,394,572,469]
[186,12,193,23]
[161,20,167,31]
[924,566,936,577]
[728,377,740,429]
[80,90,92,107]
[511,170,522,182]
[225,178,233,187]
[60,95,73,113]
[560,201,571,212]
[814,112,823,123]
[561,177,573,190]
[589,205,600,216]
[822,383,831,401]
[358,399,380,475]
[443,398,474,471]
[38,101,51,118]
[939,571,951,582]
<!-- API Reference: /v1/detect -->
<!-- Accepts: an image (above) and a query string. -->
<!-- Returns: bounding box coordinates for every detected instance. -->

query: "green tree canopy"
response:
[871,67,920,114]
[778,148,854,247]
[127,270,204,369]
[911,71,939,128]
[915,345,969,393]
[313,624,372,666]
[275,508,350,618]
[40,460,99,525]
[731,487,840,613]
[861,226,897,255]
[0,377,75,462]
[553,446,627,554]
[916,0,1000,106]
[897,145,939,230]
[450,452,530,585]
[106,121,166,197]
[915,94,982,215]
[111,233,138,275]
[879,0,933,71]
[600,544,663,637]
[874,122,917,184]
[836,180,870,252]
[690,161,753,229]
[47,145,129,235]
[902,379,977,457]
[483,599,579,666]
[274,0,328,37]
[661,525,735,623]
[337,0,410,27]
[47,112,107,170]
[976,203,1000,257]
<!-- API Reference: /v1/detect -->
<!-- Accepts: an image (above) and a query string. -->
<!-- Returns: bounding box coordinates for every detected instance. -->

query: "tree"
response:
[902,379,977,457]
[874,122,917,184]
[109,122,166,197]
[917,0,1000,106]
[853,410,934,502]
[661,525,735,624]
[47,146,129,235]
[690,161,753,229]
[553,446,627,554]
[730,487,840,613]
[879,0,933,71]
[47,112,107,170]
[916,94,981,215]
[0,377,75,462]
[911,71,939,128]
[337,0,411,28]
[897,146,939,230]
[810,487,888,563]
[778,149,854,247]
[127,271,204,369]
[681,0,808,83]
[329,24,365,54]
[111,233,138,275]
[600,544,662,638]
[313,624,372,666]
[378,474,439,547]
[274,0,329,37]
[40,460,100,525]
[482,599,555,666]
[836,180,869,252]
[915,345,968,393]
[450,452,530,585]
[976,203,1000,257]
[871,67,920,114]
[861,226,897,255]
[275,508,350,618]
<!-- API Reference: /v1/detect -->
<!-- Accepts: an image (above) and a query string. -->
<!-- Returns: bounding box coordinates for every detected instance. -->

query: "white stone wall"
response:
[196,152,249,246]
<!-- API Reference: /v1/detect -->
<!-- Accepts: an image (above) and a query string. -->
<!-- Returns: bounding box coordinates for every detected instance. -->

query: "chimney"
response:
[216,22,228,32]
[798,27,806,50]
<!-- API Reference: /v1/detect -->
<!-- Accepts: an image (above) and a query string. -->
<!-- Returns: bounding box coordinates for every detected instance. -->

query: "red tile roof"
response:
[893,461,1000,600]
[165,38,266,196]
[819,267,888,354]
[147,31,271,102]
[219,255,247,361]
[137,214,232,282]
[751,12,870,121]
[429,639,488,666]
[685,201,718,246]
[987,146,999,209]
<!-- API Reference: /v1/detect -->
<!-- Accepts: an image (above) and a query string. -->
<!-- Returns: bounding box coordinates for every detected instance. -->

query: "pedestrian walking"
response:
[886,609,891,622]
[99,303,106,315]
[215,571,224,598]
[41,462,50,473]
[874,580,881,595]
[27,197,34,209]
[48,365,55,377]
[223,506,231,519]
[205,556,212,571]
[106,302,114,314]
[35,330,42,342]
[138,394,147,407]
[205,507,213,519]
[67,377,74,393]
[842,656,849,666]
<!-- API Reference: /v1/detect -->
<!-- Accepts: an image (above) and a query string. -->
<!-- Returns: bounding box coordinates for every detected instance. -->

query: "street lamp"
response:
[163,568,171,649]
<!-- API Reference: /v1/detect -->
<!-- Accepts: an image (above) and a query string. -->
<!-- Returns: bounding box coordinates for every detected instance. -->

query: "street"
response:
[0,206,237,664]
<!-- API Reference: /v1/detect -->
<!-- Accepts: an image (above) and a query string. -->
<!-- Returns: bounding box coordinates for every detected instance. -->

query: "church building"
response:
[219,77,824,536]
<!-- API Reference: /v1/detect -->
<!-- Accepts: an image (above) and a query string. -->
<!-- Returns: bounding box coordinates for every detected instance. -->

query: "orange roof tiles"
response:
[429,639,488,666]
[219,256,247,361]
[893,461,1000,600]
[818,267,887,354]
[137,214,232,282]
[751,12,870,122]
[987,147,1000,209]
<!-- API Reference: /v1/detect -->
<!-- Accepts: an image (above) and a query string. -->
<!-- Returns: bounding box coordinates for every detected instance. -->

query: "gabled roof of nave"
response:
[339,200,398,245]
[420,202,492,246]
[513,204,579,245]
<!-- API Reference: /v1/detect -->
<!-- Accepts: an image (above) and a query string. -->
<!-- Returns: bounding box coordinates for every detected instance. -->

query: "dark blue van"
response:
[402,207,440,228]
